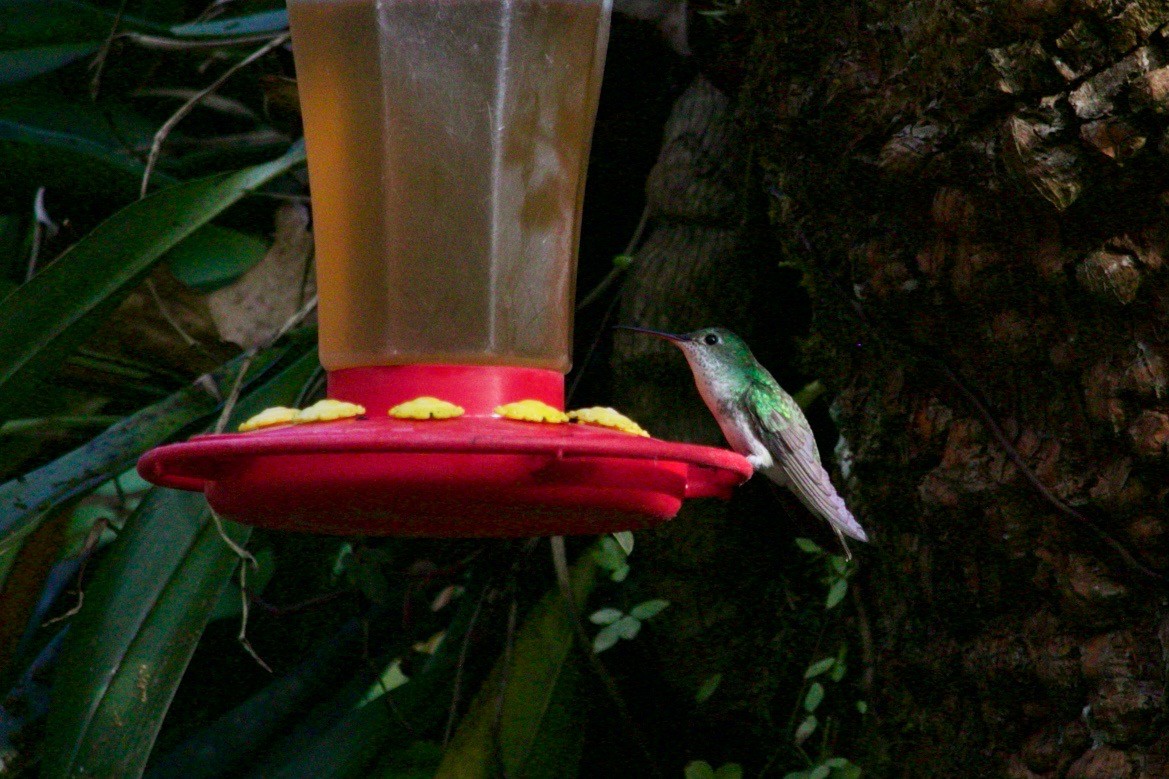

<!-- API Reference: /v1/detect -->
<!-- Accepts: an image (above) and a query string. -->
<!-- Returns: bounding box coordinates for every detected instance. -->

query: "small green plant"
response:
[696,673,723,703]
[593,533,631,581]
[780,538,866,779]
[586,532,672,652]
[783,756,862,779]
[589,598,670,653]
[684,760,743,779]
[794,537,850,611]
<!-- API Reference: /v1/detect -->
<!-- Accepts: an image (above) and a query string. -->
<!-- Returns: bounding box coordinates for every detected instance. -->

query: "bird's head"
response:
[615,325,757,383]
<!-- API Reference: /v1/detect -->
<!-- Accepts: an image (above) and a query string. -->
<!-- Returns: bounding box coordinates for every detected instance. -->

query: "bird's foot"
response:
[832,526,853,562]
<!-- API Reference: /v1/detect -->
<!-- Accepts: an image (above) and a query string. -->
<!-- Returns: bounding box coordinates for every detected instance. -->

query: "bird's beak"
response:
[613,325,690,343]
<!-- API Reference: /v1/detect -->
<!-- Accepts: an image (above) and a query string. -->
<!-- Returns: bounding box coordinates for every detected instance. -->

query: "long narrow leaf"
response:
[41,348,319,779]
[42,488,244,778]
[144,605,401,779]
[171,10,289,38]
[260,571,494,779]
[0,140,306,423]
[165,224,271,291]
[434,556,597,779]
[0,345,292,552]
[0,93,169,202]
[0,43,100,85]
[0,1,162,48]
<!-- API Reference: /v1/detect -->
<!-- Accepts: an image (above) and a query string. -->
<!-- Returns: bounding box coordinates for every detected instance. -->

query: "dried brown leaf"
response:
[207,204,315,350]
[86,268,234,377]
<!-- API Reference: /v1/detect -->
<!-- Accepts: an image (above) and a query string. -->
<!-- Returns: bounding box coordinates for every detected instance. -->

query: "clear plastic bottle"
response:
[287,0,611,372]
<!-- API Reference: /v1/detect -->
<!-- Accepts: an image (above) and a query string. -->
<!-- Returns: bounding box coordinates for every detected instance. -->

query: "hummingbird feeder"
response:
[137,0,752,536]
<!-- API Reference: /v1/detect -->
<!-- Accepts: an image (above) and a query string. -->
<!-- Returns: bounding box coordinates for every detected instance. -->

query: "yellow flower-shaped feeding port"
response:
[238,406,298,432]
[495,399,569,424]
[568,407,650,437]
[389,396,465,420]
[294,399,365,423]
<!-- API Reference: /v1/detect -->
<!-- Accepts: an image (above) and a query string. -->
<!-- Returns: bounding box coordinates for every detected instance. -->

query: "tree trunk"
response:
[748,0,1169,775]
[609,1,1169,775]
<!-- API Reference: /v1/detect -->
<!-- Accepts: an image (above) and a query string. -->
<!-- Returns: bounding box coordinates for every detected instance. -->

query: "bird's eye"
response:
[703,333,720,345]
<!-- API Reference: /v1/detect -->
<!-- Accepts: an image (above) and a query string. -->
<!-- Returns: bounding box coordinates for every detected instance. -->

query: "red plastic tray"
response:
[137,365,752,536]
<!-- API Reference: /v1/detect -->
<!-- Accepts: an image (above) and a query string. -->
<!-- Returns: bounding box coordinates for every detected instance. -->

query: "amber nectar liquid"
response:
[287,0,610,371]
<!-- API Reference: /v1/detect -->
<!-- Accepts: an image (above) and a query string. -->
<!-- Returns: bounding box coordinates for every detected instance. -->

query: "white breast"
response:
[689,370,774,470]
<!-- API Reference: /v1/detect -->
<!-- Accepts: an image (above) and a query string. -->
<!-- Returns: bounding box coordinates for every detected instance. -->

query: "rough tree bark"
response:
[749,0,1169,775]
[609,0,1169,776]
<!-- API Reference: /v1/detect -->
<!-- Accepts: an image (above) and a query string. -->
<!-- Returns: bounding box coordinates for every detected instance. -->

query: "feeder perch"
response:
[137,0,751,536]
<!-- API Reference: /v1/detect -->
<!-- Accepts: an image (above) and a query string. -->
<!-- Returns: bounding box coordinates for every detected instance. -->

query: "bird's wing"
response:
[745,384,868,543]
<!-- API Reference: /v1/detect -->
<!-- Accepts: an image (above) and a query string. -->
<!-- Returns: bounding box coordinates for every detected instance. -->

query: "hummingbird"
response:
[617,325,869,558]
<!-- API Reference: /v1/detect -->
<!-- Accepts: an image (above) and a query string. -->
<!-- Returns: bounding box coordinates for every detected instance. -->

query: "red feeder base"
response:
[137,365,752,537]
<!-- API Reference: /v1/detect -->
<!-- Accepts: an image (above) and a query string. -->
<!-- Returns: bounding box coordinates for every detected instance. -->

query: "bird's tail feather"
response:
[763,461,870,544]
[800,491,869,544]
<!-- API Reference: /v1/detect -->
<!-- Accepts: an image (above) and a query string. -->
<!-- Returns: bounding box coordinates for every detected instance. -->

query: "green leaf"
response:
[614,614,641,640]
[782,773,809,779]
[208,547,275,621]
[589,614,642,654]
[696,673,722,703]
[809,766,830,779]
[165,224,271,291]
[804,657,836,679]
[0,347,290,551]
[830,555,850,577]
[246,563,486,778]
[804,682,825,712]
[41,349,319,778]
[628,598,669,620]
[43,488,246,777]
[795,537,822,554]
[152,589,447,778]
[611,530,633,555]
[794,714,818,745]
[593,535,626,569]
[856,700,868,715]
[0,543,17,591]
[714,764,744,779]
[0,140,306,423]
[0,1,162,48]
[830,662,846,683]
[834,762,862,779]
[171,9,289,38]
[825,578,848,610]
[793,380,825,410]
[0,212,27,289]
[588,607,623,625]
[592,622,622,654]
[356,660,410,707]
[592,536,630,581]
[0,42,99,85]
[684,761,716,779]
[64,498,118,557]
[824,758,850,769]
[434,555,597,779]
[0,91,168,204]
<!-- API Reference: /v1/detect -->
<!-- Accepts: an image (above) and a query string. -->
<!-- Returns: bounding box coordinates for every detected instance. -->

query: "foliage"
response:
[0,3,872,778]
[592,533,631,581]
[0,3,462,776]
[589,598,670,653]
[685,760,743,779]
[777,539,864,779]
[435,555,597,779]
